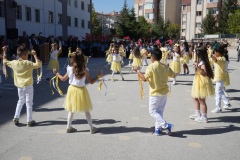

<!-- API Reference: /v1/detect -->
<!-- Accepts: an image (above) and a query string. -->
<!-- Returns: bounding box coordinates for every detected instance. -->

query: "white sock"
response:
[202,113,207,119]
[85,112,93,129]
[195,110,201,116]
[67,112,74,129]
[111,71,114,79]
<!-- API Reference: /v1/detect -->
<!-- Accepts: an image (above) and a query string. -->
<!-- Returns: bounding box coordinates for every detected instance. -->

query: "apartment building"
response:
[97,11,120,35]
[0,0,92,40]
[134,0,181,24]
[181,0,222,41]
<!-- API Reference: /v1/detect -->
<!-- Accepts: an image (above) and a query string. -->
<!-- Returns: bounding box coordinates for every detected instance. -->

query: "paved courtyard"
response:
[0,48,239,160]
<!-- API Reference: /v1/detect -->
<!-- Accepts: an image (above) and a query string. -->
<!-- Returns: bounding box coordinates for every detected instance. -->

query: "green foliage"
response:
[201,13,217,34]
[91,5,102,36]
[228,9,240,33]
[218,0,238,33]
[136,16,151,38]
[166,23,180,39]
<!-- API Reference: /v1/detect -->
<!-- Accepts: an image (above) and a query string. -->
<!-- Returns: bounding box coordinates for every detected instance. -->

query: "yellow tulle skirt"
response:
[224,71,230,86]
[106,54,112,63]
[180,54,190,64]
[170,61,181,74]
[129,53,133,60]
[47,59,59,70]
[132,58,143,67]
[161,56,167,63]
[191,74,214,98]
[111,61,121,71]
[64,85,93,113]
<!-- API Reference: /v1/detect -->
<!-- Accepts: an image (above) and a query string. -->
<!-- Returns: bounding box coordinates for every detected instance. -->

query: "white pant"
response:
[149,94,168,129]
[215,81,229,109]
[142,57,148,66]
[14,85,34,122]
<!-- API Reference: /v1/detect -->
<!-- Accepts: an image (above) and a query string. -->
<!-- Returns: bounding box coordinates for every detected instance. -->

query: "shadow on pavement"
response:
[227,89,240,93]
[171,125,240,138]
[34,108,64,112]
[97,126,154,134]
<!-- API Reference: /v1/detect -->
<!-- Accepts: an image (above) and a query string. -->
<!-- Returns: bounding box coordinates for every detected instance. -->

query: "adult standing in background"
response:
[237,39,240,62]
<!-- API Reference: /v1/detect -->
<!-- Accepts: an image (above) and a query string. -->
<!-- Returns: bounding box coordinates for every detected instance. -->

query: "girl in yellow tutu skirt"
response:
[53,52,102,133]
[190,47,214,123]
[180,41,190,74]
[128,45,135,66]
[105,43,114,69]
[111,47,124,81]
[46,43,62,81]
[131,47,143,72]
[170,45,181,85]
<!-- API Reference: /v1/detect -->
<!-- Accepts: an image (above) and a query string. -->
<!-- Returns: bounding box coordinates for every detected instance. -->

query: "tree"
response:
[136,16,151,38]
[116,0,138,39]
[91,5,102,36]
[151,16,165,38]
[228,9,240,33]
[166,23,180,39]
[201,13,217,34]
[218,0,238,33]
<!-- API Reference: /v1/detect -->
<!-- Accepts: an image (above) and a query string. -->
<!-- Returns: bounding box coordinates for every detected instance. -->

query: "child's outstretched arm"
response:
[134,67,147,82]
[86,70,103,84]
[53,69,68,81]
[31,49,42,69]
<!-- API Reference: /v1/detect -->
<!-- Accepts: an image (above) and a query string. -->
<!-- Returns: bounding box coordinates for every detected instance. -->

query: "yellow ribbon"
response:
[49,75,63,96]
[138,75,144,100]
[98,77,107,96]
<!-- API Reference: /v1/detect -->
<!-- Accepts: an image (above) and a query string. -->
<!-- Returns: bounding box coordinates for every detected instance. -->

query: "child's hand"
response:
[31,50,37,56]
[2,46,8,52]
[133,67,138,72]
[99,70,103,77]
[53,69,58,74]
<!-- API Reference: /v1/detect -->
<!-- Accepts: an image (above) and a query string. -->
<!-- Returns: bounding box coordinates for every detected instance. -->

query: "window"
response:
[145,3,153,9]
[197,0,202,5]
[81,1,84,10]
[196,11,202,16]
[88,4,91,12]
[25,7,31,21]
[74,18,78,27]
[0,1,4,17]
[182,14,186,19]
[207,0,219,2]
[182,21,186,25]
[67,16,71,26]
[139,5,143,10]
[58,14,62,24]
[88,21,91,29]
[74,0,77,8]
[35,9,40,22]
[182,5,186,10]
[182,29,186,32]
[196,23,201,28]
[207,8,218,14]
[81,19,85,28]
[145,13,154,19]
[16,5,22,20]
[48,11,53,23]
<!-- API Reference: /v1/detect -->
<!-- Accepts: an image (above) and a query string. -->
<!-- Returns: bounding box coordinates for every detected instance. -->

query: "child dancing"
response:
[134,47,175,136]
[53,52,102,133]
[3,46,41,126]
[190,47,214,123]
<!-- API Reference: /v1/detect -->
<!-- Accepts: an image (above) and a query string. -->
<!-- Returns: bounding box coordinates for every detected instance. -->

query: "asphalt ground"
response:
[0,48,239,160]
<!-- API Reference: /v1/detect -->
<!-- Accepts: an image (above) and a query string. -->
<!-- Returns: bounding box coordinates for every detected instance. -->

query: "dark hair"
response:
[133,47,141,58]
[72,52,86,79]
[160,42,165,48]
[151,48,162,61]
[215,46,225,55]
[17,46,28,57]
[196,47,214,79]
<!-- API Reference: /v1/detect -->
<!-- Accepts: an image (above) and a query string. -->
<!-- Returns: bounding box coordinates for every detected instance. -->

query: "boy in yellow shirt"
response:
[134,47,175,136]
[211,46,231,113]
[3,46,42,126]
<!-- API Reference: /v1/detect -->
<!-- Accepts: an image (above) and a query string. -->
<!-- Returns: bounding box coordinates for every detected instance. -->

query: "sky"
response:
[92,0,134,13]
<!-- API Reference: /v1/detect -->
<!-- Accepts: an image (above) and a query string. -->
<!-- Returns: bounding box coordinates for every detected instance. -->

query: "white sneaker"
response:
[189,113,200,120]
[211,108,222,113]
[223,104,231,109]
[196,117,208,123]
[173,81,176,85]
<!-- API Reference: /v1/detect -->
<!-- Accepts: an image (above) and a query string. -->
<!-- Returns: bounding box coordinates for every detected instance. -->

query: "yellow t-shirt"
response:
[4,59,41,88]
[144,61,175,96]
[213,57,226,82]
